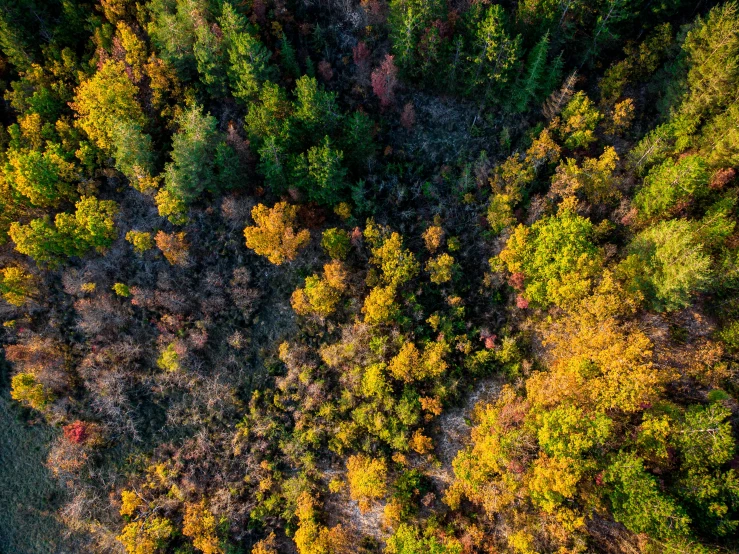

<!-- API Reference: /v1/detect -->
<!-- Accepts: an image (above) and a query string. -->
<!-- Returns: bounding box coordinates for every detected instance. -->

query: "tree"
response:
[372,55,399,108]
[679,2,739,119]
[321,228,350,259]
[293,492,350,554]
[346,454,387,512]
[67,196,120,251]
[557,92,602,149]
[426,253,455,284]
[11,372,53,410]
[244,202,310,265]
[158,104,237,222]
[365,223,419,286]
[620,219,712,311]
[388,339,449,382]
[634,155,709,218]
[117,517,174,554]
[72,60,154,185]
[604,453,691,540]
[362,285,399,325]
[183,500,224,554]
[512,32,561,112]
[385,523,463,554]
[10,196,119,265]
[465,5,520,98]
[498,208,602,307]
[0,265,37,305]
[293,137,347,205]
[155,231,189,266]
[4,144,76,207]
[420,226,444,254]
[126,230,154,253]
[293,75,340,136]
[219,2,273,103]
[291,274,342,317]
[550,147,619,204]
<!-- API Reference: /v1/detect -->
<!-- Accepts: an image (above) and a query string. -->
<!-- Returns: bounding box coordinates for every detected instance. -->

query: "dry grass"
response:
[0,396,74,554]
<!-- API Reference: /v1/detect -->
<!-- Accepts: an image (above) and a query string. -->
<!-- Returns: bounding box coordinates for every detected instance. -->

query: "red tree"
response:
[371,55,398,108]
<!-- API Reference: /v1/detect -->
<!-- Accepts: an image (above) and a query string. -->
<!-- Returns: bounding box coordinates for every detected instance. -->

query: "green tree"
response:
[10,196,118,264]
[219,2,273,103]
[293,137,347,205]
[635,155,709,218]
[466,5,520,99]
[512,32,562,112]
[4,144,76,207]
[158,105,238,222]
[605,453,691,540]
[499,208,602,307]
[620,219,712,311]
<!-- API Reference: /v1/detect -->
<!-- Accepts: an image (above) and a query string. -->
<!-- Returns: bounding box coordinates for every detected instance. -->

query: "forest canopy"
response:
[0,0,739,553]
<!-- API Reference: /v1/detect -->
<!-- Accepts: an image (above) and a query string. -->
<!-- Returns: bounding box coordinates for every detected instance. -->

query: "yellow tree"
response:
[244,202,310,265]
[182,500,223,554]
[346,454,387,512]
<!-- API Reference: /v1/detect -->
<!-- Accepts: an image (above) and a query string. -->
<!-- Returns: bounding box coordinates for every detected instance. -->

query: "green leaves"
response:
[10,196,119,265]
[621,219,712,311]
[157,104,239,223]
[605,452,692,540]
[635,155,709,219]
[499,209,602,307]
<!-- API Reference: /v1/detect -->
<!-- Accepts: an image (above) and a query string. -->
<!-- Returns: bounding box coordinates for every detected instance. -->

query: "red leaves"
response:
[63,420,89,444]
[371,55,398,108]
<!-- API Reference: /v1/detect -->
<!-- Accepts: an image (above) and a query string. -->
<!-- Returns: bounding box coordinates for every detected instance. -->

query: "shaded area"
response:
[0,396,72,554]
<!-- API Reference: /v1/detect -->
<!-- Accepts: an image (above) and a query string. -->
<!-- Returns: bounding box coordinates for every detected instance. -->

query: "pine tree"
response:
[219,2,273,103]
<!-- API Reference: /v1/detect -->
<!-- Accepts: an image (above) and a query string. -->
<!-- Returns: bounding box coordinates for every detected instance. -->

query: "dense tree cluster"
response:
[1,0,739,554]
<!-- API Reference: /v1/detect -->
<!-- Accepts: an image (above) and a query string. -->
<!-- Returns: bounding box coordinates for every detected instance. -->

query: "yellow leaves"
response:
[346,454,387,512]
[525,127,561,167]
[116,22,147,78]
[182,500,223,554]
[323,260,347,292]
[388,342,420,382]
[365,222,419,286]
[120,490,142,517]
[244,202,310,265]
[155,188,188,225]
[117,517,174,554]
[73,60,146,152]
[608,98,635,135]
[362,285,398,325]
[293,492,350,554]
[528,454,582,513]
[292,275,340,317]
[551,147,620,204]
[529,272,667,413]
[361,362,390,398]
[292,261,348,317]
[10,372,53,410]
[388,339,449,382]
[125,230,154,253]
[0,265,36,306]
[409,429,433,454]
[251,532,278,554]
[426,253,455,284]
